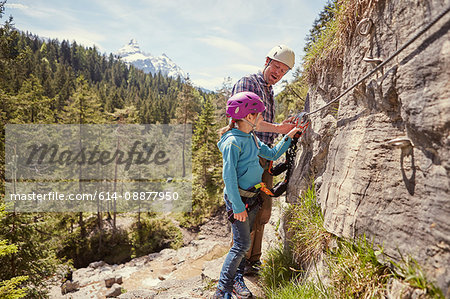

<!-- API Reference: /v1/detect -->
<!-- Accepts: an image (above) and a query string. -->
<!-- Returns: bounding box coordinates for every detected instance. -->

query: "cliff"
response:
[288,0,449,295]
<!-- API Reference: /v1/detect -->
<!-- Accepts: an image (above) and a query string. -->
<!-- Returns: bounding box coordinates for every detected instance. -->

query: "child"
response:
[213,91,303,299]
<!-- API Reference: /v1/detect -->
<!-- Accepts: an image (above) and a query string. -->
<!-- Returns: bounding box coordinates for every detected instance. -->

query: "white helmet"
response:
[266,45,295,69]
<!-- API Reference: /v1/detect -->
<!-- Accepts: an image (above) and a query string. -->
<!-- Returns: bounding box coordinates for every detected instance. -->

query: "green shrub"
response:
[0,276,28,299]
[260,244,301,294]
[390,254,444,298]
[58,227,132,268]
[131,216,182,257]
[286,185,331,266]
[266,280,329,299]
[327,236,391,298]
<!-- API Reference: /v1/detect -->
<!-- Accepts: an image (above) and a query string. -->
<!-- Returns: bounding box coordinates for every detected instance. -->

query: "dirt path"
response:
[49,199,285,298]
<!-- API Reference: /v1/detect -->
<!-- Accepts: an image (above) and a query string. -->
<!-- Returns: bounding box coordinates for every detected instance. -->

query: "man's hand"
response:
[234,210,248,222]
[276,122,296,134]
[282,116,295,124]
[256,120,295,134]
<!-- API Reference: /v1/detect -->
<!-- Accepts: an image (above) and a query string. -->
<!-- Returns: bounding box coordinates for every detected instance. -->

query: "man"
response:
[231,44,296,276]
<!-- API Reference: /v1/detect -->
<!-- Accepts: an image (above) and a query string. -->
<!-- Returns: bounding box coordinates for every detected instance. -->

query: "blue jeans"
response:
[218,194,259,292]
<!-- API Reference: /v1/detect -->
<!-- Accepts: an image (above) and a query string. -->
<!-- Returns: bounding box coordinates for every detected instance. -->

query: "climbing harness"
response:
[227,182,274,223]
[239,182,274,198]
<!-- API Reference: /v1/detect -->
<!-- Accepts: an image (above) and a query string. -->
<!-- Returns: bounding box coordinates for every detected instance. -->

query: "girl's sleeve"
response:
[221,142,246,213]
[258,135,292,161]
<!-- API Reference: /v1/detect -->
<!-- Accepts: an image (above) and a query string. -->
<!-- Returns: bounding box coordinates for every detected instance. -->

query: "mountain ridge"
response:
[116,39,187,79]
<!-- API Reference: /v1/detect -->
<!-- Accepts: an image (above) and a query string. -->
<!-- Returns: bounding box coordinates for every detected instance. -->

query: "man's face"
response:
[263,58,290,85]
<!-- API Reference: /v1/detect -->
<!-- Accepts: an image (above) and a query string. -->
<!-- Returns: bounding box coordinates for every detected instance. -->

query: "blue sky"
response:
[4,0,329,91]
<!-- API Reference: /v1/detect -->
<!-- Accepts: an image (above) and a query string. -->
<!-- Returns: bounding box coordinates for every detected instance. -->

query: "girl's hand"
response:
[234,210,248,222]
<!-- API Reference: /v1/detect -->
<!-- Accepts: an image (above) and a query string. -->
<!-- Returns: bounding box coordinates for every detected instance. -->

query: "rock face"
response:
[288,0,449,295]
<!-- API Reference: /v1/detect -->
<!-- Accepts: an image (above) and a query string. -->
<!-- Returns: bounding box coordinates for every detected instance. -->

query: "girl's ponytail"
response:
[218,119,236,137]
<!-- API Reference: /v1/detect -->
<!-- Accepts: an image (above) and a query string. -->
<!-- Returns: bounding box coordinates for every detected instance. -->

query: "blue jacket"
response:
[217,128,292,213]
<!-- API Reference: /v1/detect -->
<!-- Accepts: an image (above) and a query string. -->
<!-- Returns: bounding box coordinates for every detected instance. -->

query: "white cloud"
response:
[210,26,231,36]
[5,1,78,21]
[5,3,29,10]
[228,64,260,74]
[36,28,106,50]
[191,76,225,91]
[196,36,252,59]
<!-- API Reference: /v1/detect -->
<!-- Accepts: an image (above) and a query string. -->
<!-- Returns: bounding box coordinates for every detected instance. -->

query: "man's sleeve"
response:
[231,76,255,96]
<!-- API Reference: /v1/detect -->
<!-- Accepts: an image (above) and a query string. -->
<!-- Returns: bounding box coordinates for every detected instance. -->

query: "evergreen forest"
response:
[0,2,229,296]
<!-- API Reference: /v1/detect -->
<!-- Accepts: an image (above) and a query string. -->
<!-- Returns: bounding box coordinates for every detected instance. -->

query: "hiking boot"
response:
[212,287,232,299]
[233,275,253,298]
[244,260,262,276]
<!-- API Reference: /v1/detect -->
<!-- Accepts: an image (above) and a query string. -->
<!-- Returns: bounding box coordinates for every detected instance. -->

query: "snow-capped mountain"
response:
[116,39,186,79]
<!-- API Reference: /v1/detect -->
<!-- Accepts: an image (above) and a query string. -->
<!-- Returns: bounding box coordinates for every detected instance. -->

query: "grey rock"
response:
[89,261,106,269]
[106,283,123,298]
[61,280,79,294]
[387,278,428,299]
[118,289,157,299]
[288,0,450,295]
[115,275,123,285]
[202,255,226,281]
[105,277,116,288]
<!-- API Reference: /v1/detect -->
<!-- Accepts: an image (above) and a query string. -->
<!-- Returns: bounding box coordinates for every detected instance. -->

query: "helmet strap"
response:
[242,113,260,131]
[242,114,261,149]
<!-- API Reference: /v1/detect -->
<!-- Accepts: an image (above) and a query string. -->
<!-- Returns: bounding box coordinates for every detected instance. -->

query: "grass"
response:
[390,253,444,298]
[303,0,379,84]
[285,185,331,266]
[327,236,392,298]
[260,183,444,298]
[202,277,217,292]
[265,280,329,299]
[260,244,301,292]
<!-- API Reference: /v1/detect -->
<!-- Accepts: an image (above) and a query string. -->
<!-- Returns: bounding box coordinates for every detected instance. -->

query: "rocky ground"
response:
[49,198,285,299]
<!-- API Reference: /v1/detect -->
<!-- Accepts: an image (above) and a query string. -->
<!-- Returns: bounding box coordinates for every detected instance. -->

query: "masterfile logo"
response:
[5,124,192,213]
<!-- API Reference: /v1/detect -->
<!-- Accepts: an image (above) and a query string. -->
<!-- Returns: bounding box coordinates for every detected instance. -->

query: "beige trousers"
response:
[245,158,273,262]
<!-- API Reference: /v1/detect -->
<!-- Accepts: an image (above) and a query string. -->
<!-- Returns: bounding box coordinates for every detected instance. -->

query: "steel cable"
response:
[305,5,450,117]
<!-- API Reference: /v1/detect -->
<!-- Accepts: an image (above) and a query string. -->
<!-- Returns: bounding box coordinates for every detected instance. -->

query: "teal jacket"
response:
[217,128,292,213]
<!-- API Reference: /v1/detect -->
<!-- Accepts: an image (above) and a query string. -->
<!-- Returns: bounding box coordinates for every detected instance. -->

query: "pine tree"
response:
[0,204,27,299]
[0,3,19,93]
[61,76,107,240]
[107,105,139,229]
[188,95,222,224]
[174,77,200,177]
[192,95,221,192]
[0,204,61,297]
[62,75,105,124]
[10,74,54,123]
[304,0,337,52]
[214,77,233,127]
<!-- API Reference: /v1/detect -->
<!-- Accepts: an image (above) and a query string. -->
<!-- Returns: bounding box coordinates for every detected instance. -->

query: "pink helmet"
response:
[226,92,265,119]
